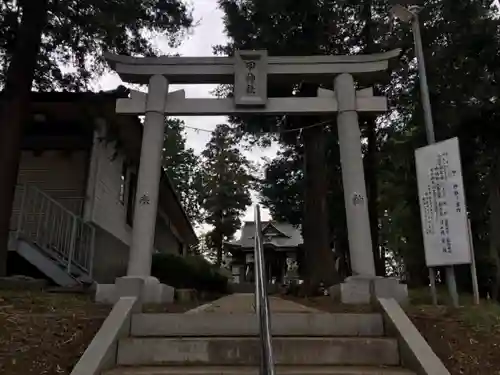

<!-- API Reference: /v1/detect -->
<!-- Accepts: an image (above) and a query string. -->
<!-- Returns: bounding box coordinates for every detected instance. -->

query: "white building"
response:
[8,89,197,287]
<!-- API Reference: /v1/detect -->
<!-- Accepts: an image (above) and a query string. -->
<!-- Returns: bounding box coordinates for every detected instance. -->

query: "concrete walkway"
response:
[186,293,320,314]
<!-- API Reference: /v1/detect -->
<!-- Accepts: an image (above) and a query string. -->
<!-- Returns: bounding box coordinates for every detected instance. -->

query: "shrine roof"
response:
[226,221,303,249]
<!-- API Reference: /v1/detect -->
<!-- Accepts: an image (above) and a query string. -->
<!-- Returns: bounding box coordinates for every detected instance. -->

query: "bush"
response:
[151,253,228,293]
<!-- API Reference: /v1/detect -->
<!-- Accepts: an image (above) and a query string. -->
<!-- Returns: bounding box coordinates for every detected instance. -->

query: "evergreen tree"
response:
[219,0,500,296]
[377,0,500,290]
[0,0,194,275]
[199,124,253,266]
[216,0,397,289]
[162,119,203,226]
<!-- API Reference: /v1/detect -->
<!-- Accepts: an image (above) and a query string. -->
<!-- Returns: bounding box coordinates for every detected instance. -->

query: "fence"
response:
[13,184,95,277]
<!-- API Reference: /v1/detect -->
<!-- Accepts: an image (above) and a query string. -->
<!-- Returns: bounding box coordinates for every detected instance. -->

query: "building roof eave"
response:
[158,170,198,246]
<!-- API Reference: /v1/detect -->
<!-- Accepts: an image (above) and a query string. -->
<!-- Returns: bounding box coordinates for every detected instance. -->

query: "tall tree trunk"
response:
[299,82,338,292]
[215,210,224,266]
[365,119,384,275]
[215,233,223,267]
[333,229,350,281]
[489,161,500,300]
[405,199,429,287]
[214,144,225,267]
[303,124,337,291]
[0,0,49,276]
[360,0,384,275]
[297,83,338,293]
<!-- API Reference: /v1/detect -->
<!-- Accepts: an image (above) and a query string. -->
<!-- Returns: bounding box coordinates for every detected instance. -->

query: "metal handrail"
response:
[254,205,275,375]
[13,184,95,277]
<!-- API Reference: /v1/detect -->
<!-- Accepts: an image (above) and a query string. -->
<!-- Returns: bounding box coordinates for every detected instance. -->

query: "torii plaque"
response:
[96,49,408,304]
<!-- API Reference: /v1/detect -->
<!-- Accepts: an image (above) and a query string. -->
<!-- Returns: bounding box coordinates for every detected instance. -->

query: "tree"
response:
[260,135,352,281]
[217,0,399,289]
[162,119,203,226]
[0,0,193,275]
[0,0,50,276]
[219,0,500,298]
[260,148,304,226]
[374,0,500,290]
[199,124,253,266]
[0,0,193,89]
[190,232,217,264]
[217,0,353,290]
[359,0,383,275]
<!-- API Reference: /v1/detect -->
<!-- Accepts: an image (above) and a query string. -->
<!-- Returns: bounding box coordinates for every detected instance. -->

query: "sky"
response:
[95,0,277,229]
[94,0,500,234]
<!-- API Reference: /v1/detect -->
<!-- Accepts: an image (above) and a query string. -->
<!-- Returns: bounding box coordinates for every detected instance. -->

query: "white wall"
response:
[84,130,187,255]
[85,132,132,245]
[17,150,88,212]
[11,150,88,231]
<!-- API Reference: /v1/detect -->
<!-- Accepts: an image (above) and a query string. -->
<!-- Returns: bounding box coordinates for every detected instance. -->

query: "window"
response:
[126,172,137,226]
[119,161,127,205]
[177,237,184,256]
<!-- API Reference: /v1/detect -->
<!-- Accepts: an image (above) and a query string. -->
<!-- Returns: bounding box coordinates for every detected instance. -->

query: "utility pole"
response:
[390,1,460,308]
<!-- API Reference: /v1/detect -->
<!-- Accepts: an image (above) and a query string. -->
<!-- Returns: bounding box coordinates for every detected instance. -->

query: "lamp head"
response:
[389,4,415,23]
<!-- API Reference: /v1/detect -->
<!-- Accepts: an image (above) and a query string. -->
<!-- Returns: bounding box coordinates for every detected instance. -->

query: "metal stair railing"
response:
[14,184,95,278]
[254,205,275,375]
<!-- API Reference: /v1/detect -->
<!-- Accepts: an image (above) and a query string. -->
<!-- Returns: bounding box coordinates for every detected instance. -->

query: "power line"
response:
[181,118,334,135]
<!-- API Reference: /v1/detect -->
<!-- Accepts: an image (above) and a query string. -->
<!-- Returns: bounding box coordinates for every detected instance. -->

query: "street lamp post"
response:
[390,2,460,308]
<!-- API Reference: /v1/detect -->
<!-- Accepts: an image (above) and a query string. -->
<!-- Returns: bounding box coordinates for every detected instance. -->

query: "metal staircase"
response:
[10,184,95,287]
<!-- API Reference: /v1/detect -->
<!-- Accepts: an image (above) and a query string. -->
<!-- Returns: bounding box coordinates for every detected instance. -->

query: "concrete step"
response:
[117,337,400,366]
[187,294,319,314]
[104,366,414,375]
[131,313,384,337]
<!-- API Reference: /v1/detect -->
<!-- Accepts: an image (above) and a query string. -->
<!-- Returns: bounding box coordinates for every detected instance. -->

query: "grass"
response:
[0,289,210,374]
[404,287,500,374]
[407,287,500,333]
[0,290,110,375]
[3,287,500,375]
[285,287,500,374]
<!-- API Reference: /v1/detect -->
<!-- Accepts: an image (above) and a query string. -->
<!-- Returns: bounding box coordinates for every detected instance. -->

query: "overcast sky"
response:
[94,0,500,233]
[95,0,276,229]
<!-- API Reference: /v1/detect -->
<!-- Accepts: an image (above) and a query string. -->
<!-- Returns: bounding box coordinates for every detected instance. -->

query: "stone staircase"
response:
[101,295,415,375]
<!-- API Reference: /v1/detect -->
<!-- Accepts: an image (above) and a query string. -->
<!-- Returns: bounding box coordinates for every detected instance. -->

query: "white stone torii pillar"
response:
[95,75,175,304]
[320,80,406,303]
[317,81,377,278]
[334,73,376,278]
[96,49,408,305]
[127,75,168,277]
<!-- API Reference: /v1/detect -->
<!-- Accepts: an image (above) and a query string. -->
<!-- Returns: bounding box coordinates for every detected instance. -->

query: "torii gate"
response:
[96,49,408,304]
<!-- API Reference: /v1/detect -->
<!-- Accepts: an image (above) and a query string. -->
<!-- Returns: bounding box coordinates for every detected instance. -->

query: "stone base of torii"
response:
[96,276,173,304]
[95,50,408,305]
